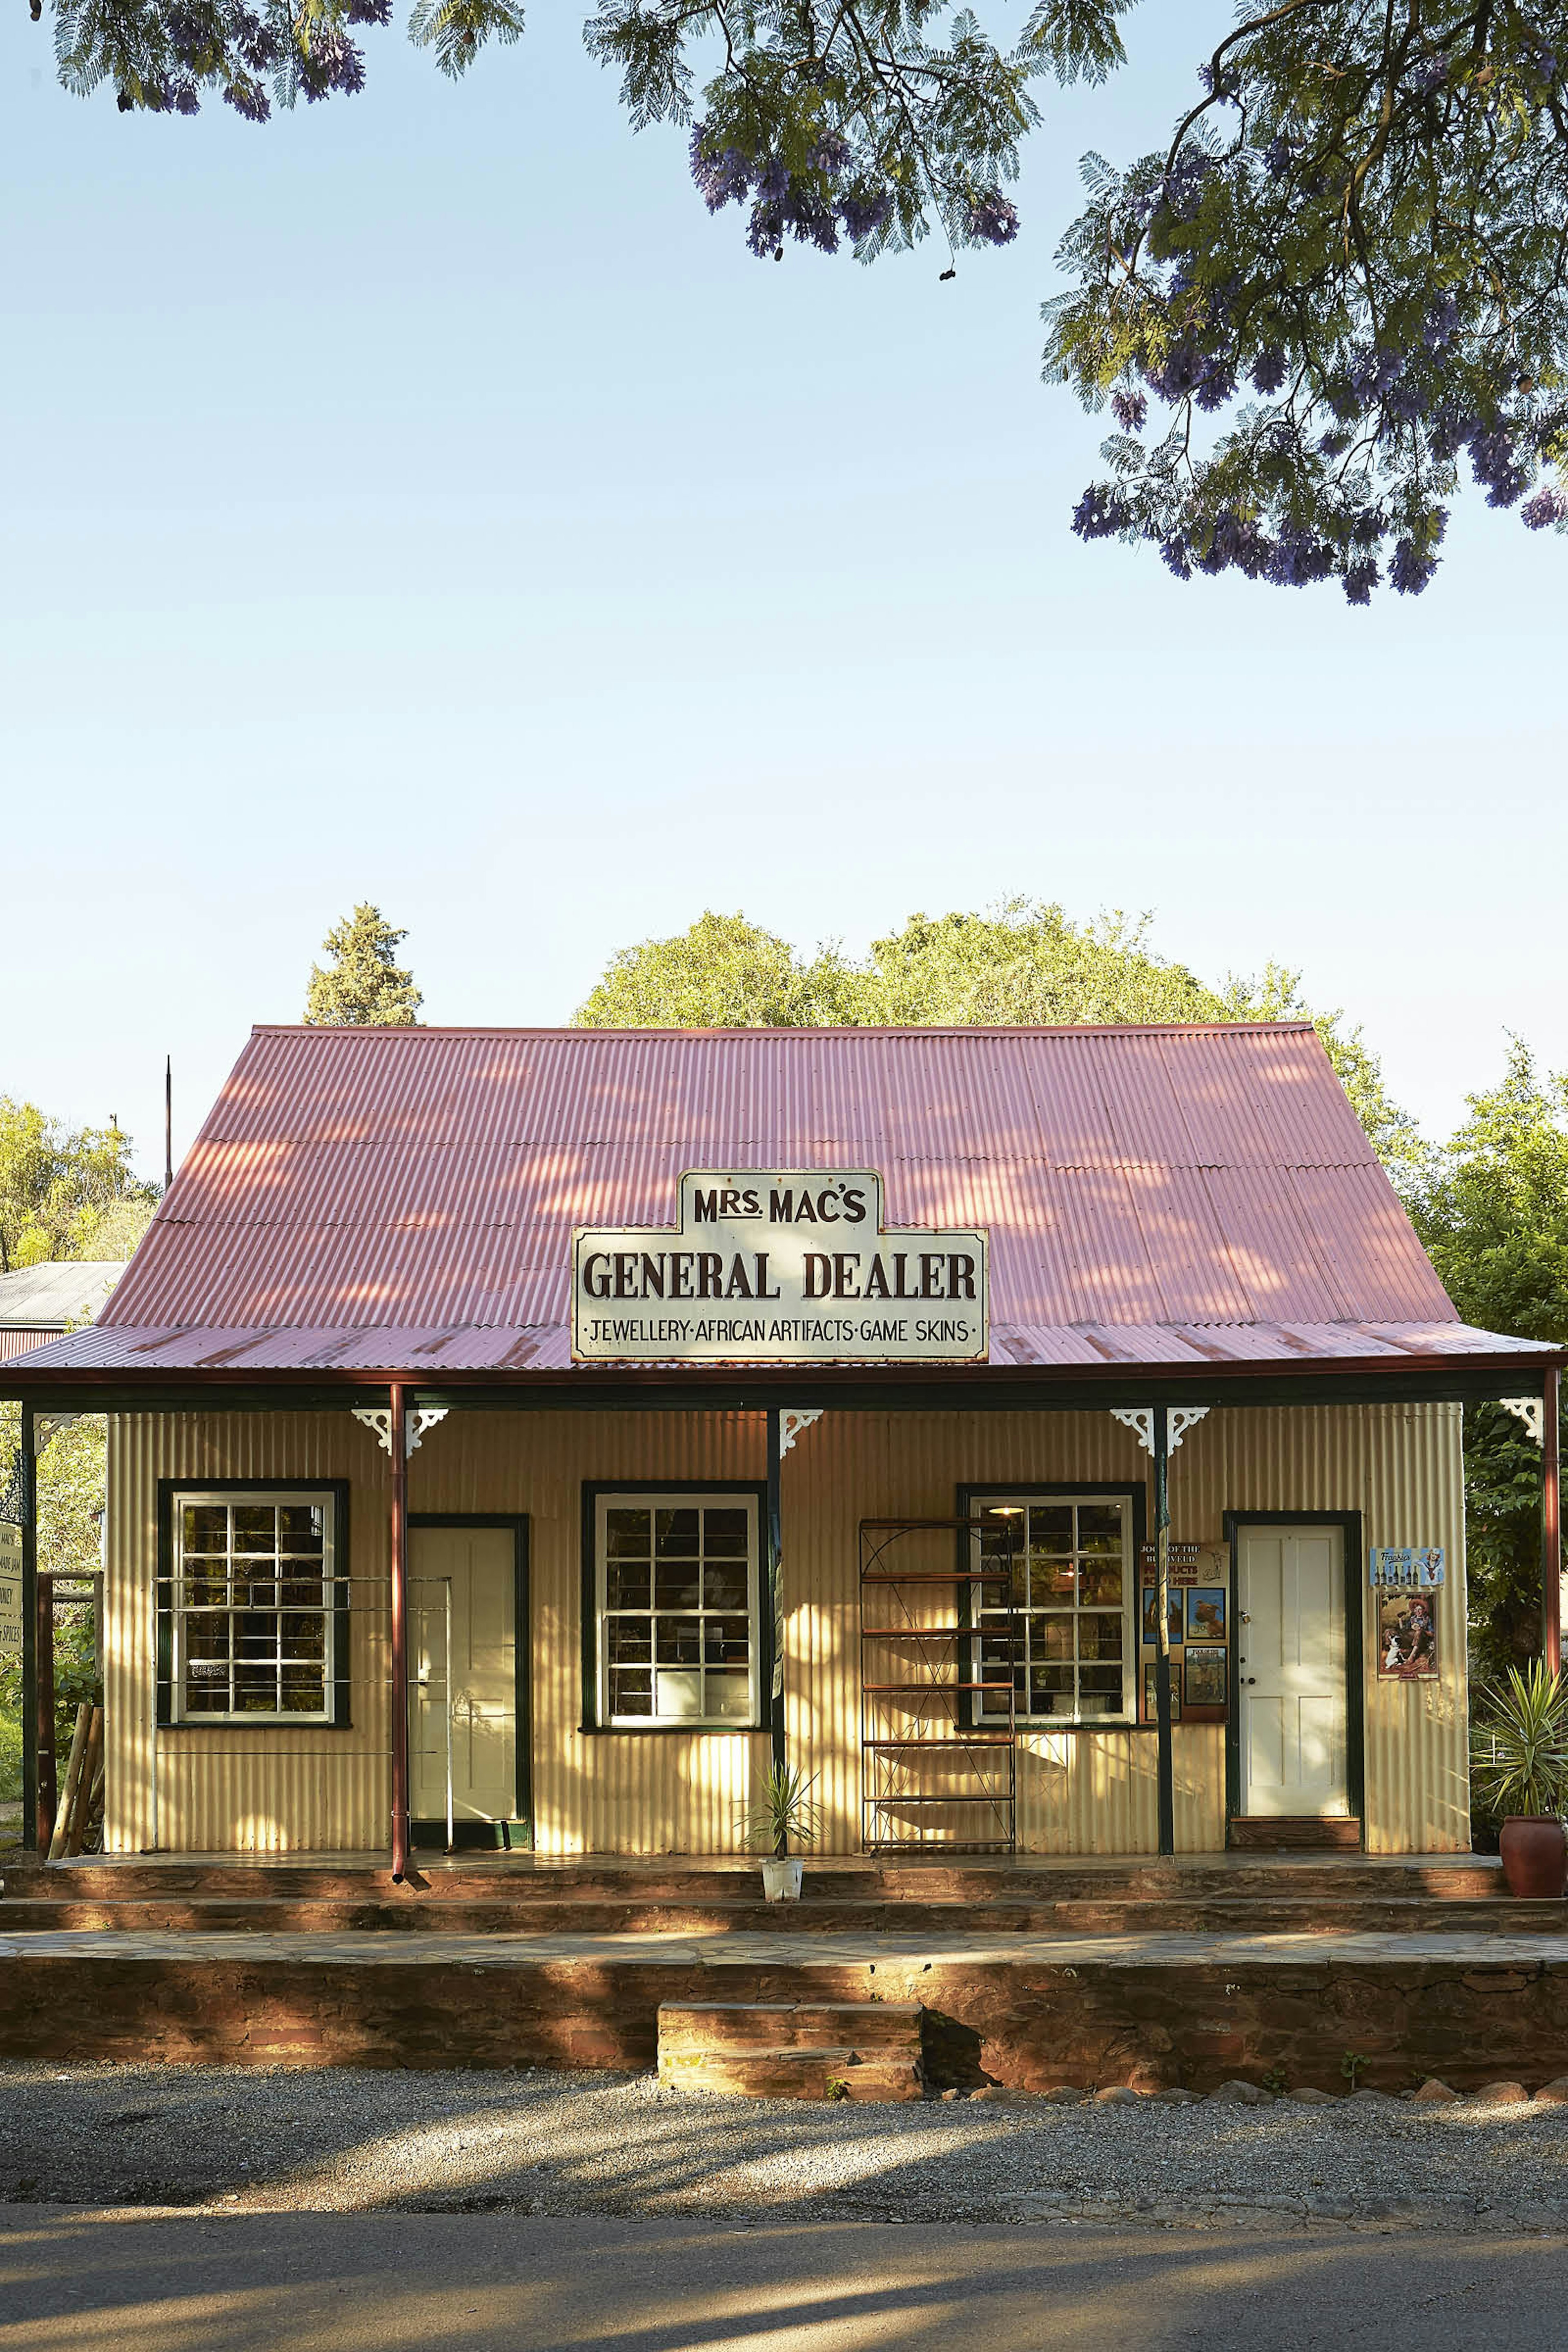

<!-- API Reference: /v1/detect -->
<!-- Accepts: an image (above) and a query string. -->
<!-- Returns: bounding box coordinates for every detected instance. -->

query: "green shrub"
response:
[0,1704,22,1806]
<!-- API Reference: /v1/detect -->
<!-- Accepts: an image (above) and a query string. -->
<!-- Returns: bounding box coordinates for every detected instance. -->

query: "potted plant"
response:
[736,1763,820,1900]
[1471,1659,1568,1897]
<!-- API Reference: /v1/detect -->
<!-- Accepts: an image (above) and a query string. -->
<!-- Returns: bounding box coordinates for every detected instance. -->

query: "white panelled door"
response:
[410,1526,519,1826]
[1236,1525,1348,1818]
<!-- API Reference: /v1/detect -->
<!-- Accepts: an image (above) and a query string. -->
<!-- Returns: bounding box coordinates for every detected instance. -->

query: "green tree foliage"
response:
[0,1097,156,1795]
[304,904,423,1028]
[36,3,1567,596]
[575,900,1416,1171]
[1411,1040,1568,1677]
[851,906,1218,1026]
[577,910,857,1028]
[0,1414,106,1803]
[0,1099,156,1273]
[1051,5,1568,597]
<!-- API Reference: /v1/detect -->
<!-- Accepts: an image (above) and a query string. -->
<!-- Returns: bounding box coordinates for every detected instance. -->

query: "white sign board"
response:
[572,1170,988,1363]
[0,1522,21,1659]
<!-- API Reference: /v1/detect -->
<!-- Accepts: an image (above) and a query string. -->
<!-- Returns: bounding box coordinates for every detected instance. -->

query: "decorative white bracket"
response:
[1169,1407,1212,1452]
[1109,1405,1212,1456]
[352,1406,451,1458]
[34,1413,84,1454]
[1109,1407,1154,1453]
[778,1408,824,1457]
[1499,1395,1545,1447]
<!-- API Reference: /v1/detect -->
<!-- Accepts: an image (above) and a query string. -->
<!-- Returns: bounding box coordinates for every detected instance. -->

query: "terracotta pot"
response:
[1499,1815,1567,1898]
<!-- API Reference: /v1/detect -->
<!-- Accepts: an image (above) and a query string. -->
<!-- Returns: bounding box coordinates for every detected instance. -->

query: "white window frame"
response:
[595,1490,762,1730]
[970,1491,1136,1727]
[169,1487,341,1728]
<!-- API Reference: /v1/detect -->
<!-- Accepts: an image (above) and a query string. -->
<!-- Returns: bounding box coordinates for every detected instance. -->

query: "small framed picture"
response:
[1183,1645,1228,1709]
[1186,1586,1226,1643]
[1141,1589,1183,1649]
[1143,1663,1182,1725]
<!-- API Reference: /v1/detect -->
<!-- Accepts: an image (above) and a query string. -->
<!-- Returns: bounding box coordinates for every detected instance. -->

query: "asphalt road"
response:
[2,2209,1566,2352]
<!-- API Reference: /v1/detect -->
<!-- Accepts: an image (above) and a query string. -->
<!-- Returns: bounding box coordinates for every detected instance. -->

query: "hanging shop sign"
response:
[0,1522,21,1659]
[572,1170,988,1362]
[1368,1547,1446,1588]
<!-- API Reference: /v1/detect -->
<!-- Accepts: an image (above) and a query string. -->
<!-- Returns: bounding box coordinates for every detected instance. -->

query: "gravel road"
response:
[6,2063,1568,2234]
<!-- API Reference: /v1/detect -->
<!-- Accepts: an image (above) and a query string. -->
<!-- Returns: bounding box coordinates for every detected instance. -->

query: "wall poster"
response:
[1376,1588,1439,1680]
[1143,1663,1181,1725]
[1368,1546,1445,1588]
[1138,1541,1229,1724]
[1183,1645,1228,1709]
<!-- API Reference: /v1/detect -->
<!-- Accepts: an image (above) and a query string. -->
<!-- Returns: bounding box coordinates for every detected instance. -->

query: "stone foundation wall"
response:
[4,1952,1568,2095]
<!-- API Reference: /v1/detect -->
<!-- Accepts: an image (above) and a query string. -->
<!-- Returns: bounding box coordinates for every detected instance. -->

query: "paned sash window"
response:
[971,1494,1134,1724]
[169,1490,342,1725]
[595,1492,760,1727]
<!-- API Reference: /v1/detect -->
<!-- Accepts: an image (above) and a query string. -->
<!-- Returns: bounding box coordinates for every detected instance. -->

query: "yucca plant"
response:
[735,1763,820,1859]
[1471,1661,1568,1820]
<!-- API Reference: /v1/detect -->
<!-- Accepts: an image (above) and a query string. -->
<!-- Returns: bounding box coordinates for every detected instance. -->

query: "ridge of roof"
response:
[248,1021,1321,1040]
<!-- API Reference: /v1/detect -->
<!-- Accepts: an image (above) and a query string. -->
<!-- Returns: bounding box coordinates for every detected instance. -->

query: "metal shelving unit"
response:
[858,1515,1020,1855]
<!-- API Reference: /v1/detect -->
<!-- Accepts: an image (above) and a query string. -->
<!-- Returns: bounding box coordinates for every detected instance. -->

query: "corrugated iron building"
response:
[0,1262,122,1365]
[5,1023,1559,1861]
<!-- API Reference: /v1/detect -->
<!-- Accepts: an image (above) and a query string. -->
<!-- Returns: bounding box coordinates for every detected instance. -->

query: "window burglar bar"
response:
[152,1575,406,1740]
[146,1574,454,1852]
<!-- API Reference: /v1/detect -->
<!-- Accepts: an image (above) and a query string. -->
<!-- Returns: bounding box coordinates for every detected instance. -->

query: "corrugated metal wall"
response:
[105,1400,1469,1857]
[0,1329,58,1364]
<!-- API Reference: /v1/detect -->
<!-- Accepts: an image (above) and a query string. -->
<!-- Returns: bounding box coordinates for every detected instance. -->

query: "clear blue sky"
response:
[4,4,1563,1180]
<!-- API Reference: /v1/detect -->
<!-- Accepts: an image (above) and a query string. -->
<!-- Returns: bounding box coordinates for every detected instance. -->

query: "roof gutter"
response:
[2,1350,1561,1416]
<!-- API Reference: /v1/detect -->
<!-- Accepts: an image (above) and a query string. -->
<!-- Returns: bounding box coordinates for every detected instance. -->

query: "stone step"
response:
[657,2043,925,2101]
[0,1856,1508,1904]
[657,2000,922,2051]
[1,1891,1553,1936]
[656,2000,926,2100]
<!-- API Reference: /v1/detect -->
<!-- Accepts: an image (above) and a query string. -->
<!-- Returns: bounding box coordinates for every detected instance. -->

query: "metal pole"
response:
[1544,1369,1561,1678]
[444,1574,454,1855]
[1153,1403,1176,1860]
[765,1407,786,1791]
[389,1381,411,1881]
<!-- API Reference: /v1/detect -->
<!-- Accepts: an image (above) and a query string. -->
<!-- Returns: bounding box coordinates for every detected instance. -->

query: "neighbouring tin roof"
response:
[0,1261,124,1330]
[4,1023,1556,1385]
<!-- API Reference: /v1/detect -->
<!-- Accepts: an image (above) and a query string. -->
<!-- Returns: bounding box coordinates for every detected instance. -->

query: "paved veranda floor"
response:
[0,1924,1561,1965]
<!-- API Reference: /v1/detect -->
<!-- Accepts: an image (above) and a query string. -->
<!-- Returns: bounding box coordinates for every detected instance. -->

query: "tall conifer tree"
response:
[304,906,423,1027]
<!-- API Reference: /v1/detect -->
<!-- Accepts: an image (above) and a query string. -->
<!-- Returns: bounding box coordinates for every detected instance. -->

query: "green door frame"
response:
[1223,1509,1365,1844]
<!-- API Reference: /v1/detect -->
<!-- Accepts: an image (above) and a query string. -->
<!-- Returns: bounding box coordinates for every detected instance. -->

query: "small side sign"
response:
[0,1521,22,1658]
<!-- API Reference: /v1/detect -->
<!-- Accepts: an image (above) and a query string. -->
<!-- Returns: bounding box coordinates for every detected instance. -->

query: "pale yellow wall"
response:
[104,1399,1470,1858]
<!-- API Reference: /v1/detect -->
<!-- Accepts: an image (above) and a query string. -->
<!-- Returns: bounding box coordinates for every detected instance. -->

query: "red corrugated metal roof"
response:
[10,1316,1554,1376]
[5,1020,1541,1383]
